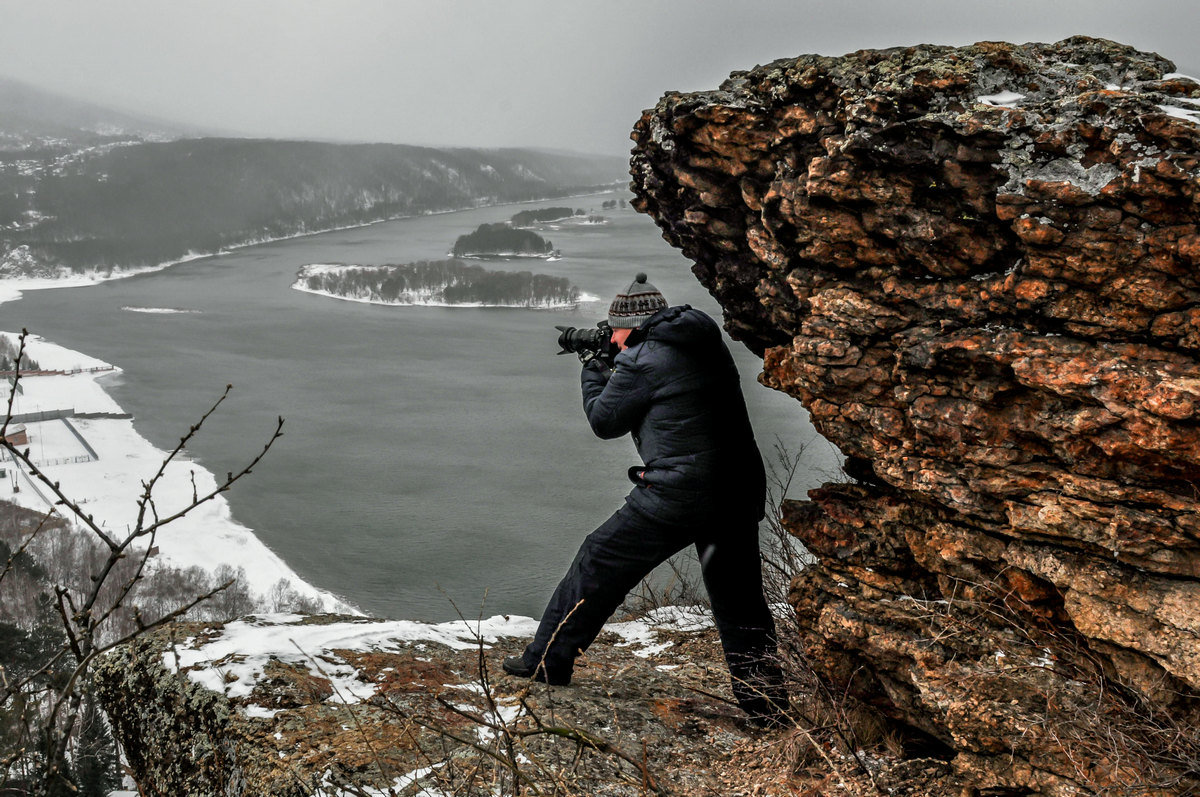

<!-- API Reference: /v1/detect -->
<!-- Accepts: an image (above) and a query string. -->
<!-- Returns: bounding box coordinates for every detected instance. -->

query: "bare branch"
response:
[44,579,234,733]
[137,415,284,539]
[0,328,28,440]
[132,384,234,534]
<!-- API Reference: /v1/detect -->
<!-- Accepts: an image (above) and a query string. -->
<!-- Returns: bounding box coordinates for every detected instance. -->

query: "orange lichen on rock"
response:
[632,35,1200,795]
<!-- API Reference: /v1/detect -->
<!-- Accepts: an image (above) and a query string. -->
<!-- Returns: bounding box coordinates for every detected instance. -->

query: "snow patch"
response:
[161,613,541,702]
[976,90,1025,108]
[157,608,714,710]
[605,605,713,657]
[1158,103,1200,127]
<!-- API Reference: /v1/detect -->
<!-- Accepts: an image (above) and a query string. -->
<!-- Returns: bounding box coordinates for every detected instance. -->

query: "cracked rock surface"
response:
[631,36,1200,794]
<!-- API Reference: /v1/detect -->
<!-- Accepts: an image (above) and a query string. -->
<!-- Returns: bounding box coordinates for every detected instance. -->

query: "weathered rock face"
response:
[631,36,1200,794]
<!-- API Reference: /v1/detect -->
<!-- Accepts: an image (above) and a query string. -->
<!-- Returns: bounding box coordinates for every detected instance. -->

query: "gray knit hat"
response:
[608,273,667,329]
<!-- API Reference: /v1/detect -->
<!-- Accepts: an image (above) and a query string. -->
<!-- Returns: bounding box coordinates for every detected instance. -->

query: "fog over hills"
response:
[0,78,626,277]
[0,76,189,145]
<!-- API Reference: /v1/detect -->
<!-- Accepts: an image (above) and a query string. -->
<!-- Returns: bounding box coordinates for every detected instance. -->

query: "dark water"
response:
[2,193,841,620]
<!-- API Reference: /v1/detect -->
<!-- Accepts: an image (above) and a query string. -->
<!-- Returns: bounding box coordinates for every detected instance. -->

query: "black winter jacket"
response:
[580,305,766,526]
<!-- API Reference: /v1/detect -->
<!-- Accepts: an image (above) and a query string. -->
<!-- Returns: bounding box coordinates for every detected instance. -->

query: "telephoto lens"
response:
[554,322,615,361]
[555,325,600,354]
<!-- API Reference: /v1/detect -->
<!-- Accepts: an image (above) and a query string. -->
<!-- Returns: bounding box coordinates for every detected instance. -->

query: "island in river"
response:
[450,223,557,259]
[293,260,590,308]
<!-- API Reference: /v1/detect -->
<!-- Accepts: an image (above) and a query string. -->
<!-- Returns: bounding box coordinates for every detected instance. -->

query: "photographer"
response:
[503,273,787,726]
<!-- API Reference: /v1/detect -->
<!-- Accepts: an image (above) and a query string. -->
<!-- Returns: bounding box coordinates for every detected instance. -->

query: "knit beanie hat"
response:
[608,273,667,329]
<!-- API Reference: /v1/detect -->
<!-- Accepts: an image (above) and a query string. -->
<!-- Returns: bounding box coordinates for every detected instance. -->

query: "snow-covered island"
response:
[294,260,594,309]
[0,331,353,614]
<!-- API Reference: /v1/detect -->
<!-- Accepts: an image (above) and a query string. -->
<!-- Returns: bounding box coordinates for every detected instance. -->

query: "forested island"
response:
[450,223,556,258]
[294,261,581,308]
[509,207,582,227]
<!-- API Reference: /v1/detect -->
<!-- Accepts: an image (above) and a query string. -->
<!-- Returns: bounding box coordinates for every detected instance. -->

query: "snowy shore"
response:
[0,250,214,308]
[0,332,354,614]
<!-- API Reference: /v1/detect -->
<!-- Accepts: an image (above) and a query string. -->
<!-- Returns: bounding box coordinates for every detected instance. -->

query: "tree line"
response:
[0,140,622,274]
[451,223,554,257]
[300,260,580,307]
[509,207,583,227]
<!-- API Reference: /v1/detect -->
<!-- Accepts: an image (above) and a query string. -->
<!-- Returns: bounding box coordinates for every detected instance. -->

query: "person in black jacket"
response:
[503,273,787,725]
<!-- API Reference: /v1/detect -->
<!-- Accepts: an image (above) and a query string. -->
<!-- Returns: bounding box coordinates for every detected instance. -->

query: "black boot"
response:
[501,655,572,686]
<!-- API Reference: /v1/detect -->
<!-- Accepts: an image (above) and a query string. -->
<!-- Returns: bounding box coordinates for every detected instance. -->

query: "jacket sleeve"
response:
[580,358,651,440]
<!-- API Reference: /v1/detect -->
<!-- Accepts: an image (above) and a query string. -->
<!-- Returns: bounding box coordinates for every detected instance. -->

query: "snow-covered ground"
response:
[141,605,712,797]
[0,332,353,613]
[162,606,713,708]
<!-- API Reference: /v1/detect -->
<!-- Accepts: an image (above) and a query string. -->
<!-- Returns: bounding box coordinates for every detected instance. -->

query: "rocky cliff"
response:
[630,36,1200,794]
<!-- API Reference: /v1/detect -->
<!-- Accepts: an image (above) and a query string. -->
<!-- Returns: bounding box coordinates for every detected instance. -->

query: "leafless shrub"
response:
[266,577,323,615]
[0,328,284,795]
[365,602,670,796]
[617,551,709,620]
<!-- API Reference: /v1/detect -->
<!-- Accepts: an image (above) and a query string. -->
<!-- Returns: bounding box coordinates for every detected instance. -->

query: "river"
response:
[1,191,841,620]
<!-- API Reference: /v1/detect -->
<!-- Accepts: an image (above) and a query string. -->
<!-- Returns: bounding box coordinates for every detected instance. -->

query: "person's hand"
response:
[579,350,612,370]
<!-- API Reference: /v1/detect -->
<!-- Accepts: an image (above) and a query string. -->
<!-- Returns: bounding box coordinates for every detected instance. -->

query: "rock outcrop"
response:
[630,36,1200,794]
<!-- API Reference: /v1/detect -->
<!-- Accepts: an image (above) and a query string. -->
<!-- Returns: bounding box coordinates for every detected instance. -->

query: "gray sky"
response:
[1,0,1197,155]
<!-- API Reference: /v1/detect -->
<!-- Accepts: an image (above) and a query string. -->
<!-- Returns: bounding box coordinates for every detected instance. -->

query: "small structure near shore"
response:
[0,423,27,447]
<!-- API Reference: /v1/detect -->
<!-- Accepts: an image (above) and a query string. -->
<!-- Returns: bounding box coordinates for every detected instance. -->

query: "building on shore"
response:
[1,423,28,447]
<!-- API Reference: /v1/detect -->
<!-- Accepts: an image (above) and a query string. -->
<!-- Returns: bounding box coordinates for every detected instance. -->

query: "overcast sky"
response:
[1,0,1197,155]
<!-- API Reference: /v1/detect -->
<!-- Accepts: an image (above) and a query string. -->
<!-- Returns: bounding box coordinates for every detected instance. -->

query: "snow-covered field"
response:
[0,332,353,613]
[162,606,713,708]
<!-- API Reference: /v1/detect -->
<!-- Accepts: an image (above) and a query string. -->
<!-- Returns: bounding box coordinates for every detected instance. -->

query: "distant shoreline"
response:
[0,331,355,613]
[0,186,622,308]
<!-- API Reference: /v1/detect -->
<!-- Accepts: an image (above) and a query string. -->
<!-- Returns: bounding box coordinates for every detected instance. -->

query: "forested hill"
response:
[0,137,625,274]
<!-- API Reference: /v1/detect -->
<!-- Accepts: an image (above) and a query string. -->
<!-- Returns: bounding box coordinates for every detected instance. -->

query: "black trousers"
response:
[520,502,785,717]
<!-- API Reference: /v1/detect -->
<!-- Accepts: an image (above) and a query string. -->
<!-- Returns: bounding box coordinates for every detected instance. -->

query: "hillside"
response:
[0,137,623,275]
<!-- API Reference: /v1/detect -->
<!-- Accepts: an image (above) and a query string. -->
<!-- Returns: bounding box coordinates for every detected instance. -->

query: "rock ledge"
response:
[630,36,1200,794]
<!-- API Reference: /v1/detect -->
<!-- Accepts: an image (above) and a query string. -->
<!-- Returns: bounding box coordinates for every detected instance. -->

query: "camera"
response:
[555,321,617,363]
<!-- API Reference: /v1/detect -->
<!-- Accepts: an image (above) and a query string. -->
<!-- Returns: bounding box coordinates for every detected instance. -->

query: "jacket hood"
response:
[630,305,721,349]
